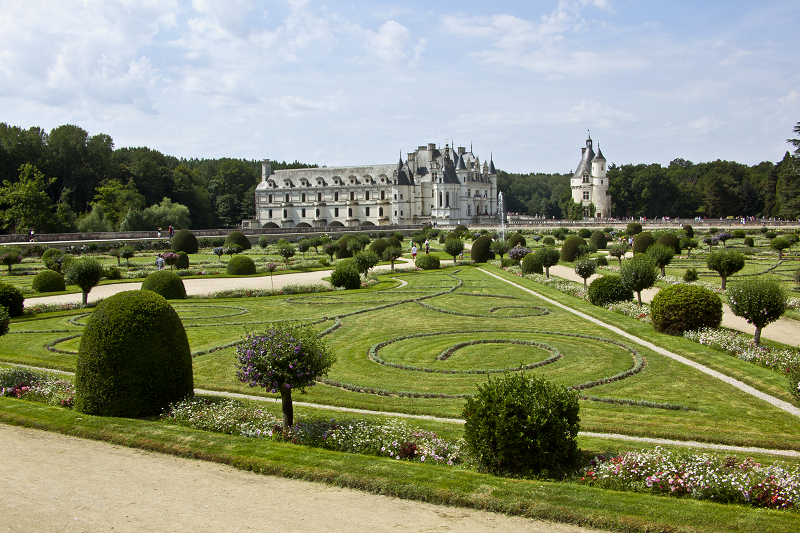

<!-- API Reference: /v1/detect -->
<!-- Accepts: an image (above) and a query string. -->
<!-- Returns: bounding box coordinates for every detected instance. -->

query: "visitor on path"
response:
[168,225,174,238]
[411,244,417,260]
[424,240,430,255]
[157,227,162,238]
[155,254,165,271]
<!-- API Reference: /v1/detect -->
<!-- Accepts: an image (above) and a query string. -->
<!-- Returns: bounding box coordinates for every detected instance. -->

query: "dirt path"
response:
[0,424,601,533]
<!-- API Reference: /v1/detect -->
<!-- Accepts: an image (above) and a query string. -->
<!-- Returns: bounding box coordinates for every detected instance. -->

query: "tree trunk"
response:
[721,276,727,290]
[661,266,666,277]
[280,388,293,431]
[636,291,642,307]
[754,326,762,346]
[617,257,623,268]
[545,266,550,278]
[82,291,88,305]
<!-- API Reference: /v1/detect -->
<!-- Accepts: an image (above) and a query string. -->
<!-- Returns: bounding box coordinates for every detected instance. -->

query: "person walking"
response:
[424,239,430,255]
[411,244,417,261]
[155,254,165,271]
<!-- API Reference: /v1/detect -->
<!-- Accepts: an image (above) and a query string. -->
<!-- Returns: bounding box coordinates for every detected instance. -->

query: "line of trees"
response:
[0,122,316,234]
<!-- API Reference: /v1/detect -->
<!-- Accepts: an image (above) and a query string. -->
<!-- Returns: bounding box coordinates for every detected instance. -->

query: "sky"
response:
[1,0,798,173]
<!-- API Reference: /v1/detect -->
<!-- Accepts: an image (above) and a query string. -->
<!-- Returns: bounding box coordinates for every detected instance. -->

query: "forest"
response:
[0,121,798,234]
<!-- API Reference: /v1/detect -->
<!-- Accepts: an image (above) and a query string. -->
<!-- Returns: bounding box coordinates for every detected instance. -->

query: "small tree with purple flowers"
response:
[235,325,335,430]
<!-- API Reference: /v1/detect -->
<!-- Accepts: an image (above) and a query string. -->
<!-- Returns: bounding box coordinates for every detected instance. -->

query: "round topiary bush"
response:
[632,233,655,255]
[521,252,543,274]
[171,229,198,254]
[683,268,699,282]
[31,270,66,293]
[336,235,353,259]
[470,236,495,263]
[463,373,580,477]
[176,251,190,270]
[225,231,252,250]
[596,255,608,267]
[74,290,193,417]
[141,271,187,300]
[386,236,401,249]
[0,282,24,317]
[560,236,587,262]
[453,224,468,237]
[682,224,694,238]
[765,231,777,239]
[330,258,361,290]
[651,284,722,335]
[587,275,633,306]
[578,228,592,238]
[656,233,681,254]
[744,236,754,247]
[507,233,526,248]
[589,231,608,250]
[369,238,389,258]
[627,222,643,236]
[226,255,256,275]
[415,254,440,270]
[42,248,64,269]
[542,236,555,246]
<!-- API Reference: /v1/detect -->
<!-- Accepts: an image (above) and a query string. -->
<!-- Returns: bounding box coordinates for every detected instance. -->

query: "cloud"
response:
[687,115,726,134]
[274,92,344,116]
[558,99,636,125]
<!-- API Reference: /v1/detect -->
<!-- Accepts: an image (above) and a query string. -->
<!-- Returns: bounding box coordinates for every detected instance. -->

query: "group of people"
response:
[157,226,175,239]
[410,239,431,260]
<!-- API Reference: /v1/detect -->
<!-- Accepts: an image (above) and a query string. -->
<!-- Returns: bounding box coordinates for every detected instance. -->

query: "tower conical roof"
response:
[488,153,496,175]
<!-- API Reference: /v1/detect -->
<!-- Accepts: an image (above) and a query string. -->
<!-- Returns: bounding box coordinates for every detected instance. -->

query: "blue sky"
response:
[1,0,797,173]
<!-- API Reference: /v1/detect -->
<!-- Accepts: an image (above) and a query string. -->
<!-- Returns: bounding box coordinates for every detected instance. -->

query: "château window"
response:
[379,207,383,216]
[268,194,272,203]
[269,209,272,218]
[350,191,355,201]
[583,177,589,183]
[334,192,339,201]
[365,207,370,216]
[348,208,352,217]
[301,208,306,217]
[285,194,290,203]
[583,191,590,200]
[283,209,287,218]
[445,192,449,208]
[316,208,319,217]
[301,193,305,203]
[335,207,339,217]
[365,191,370,201]
[317,192,322,201]
[380,191,385,200]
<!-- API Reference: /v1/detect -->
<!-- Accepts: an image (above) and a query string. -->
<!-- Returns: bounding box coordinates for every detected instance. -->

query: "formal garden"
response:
[1,223,800,532]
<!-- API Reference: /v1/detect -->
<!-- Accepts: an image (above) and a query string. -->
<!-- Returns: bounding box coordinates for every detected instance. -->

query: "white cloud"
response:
[274,92,344,116]
[687,115,726,134]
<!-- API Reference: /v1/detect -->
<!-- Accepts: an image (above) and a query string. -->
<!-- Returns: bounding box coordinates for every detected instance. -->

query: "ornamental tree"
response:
[727,278,787,345]
[607,242,629,268]
[120,246,135,267]
[770,237,790,260]
[0,246,22,273]
[162,251,179,270]
[297,239,311,259]
[382,246,403,270]
[706,249,745,289]
[620,254,658,307]
[645,244,675,277]
[490,240,509,261]
[717,232,733,247]
[278,243,296,266]
[444,238,465,262]
[235,325,335,430]
[507,245,531,266]
[535,247,561,278]
[681,237,699,258]
[323,242,339,261]
[64,257,104,305]
[353,250,379,276]
[574,257,596,288]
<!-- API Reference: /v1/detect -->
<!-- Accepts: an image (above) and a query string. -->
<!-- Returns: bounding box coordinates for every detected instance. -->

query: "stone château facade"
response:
[253,143,497,228]
[570,133,611,218]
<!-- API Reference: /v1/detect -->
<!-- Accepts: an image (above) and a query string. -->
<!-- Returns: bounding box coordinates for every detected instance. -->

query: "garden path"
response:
[0,423,603,533]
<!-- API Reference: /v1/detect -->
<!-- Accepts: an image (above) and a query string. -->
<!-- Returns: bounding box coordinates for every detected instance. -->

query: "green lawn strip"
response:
[1,399,797,533]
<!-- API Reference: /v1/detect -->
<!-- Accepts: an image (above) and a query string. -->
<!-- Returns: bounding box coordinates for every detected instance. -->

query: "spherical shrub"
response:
[104,266,122,280]
[369,238,389,258]
[463,373,580,477]
[651,284,722,335]
[683,268,699,282]
[507,233,526,248]
[74,290,193,417]
[470,236,495,263]
[386,236,401,249]
[587,275,633,306]
[626,222,643,236]
[542,236,555,246]
[226,255,256,275]
[682,224,694,238]
[632,233,655,255]
[171,229,198,254]
[732,229,746,239]
[744,236,754,247]
[0,282,25,318]
[560,236,587,262]
[656,233,681,254]
[589,231,608,250]
[596,255,608,267]
[453,224,468,237]
[765,231,777,239]
[141,271,187,300]
[336,235,353,259]
[42,248,64,269]
[31,270,66,293]
[225,231,252,250]
[330,258,361,290]
[415,254,440,270]
[578,228,592,238]
[176,251,190,270]
[521,252,543,274]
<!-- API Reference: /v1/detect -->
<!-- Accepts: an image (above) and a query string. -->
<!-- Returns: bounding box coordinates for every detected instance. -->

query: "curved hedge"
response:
[225,231,252,250]
[74,290,193,417]
[415,255,440,270]
[651,284,722,335]
[31,270,66,293]
[587,275,633,307]
[471,236,495,263]
[507,233,526,248]
[171,229,198,254]
[632,233,655,255]
[521,252,543,274]
[330,259,361,290]
[176,251,190,270]
[589,231,608,250]
[226,255,256,275]
[0,282,25,317]
[656,233,681,254]
[141,271,187,300]
[560,236,587,262]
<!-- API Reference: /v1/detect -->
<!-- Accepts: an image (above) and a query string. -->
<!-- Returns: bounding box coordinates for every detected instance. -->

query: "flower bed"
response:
[683,327,800,371]
[0,368,74,407]
[605,301,652,323]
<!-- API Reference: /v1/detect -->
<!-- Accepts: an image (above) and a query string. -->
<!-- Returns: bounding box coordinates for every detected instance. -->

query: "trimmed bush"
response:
[444,238,465,261]
[706,249,745,289]
[651,284,723,335]
[225,231,252,250]
[542,236,555,246]
[31,270,66,293]
[765,231,777,239]
[463,373,580,477]
[42,248,64,269]
[64,258,104,305]
[732,229,746,239]
[589,231,607,250]
[452,224,468,237]
[770,237,790,259]
[470,236,495,263]
[336,235,354,259]
[656,233,681,254]
[369,238,389,258]
[0,282,24,316]
[632,233,655,255]
[176,251,190,270]
[330,259,360,290]
[171,229,198,254]
[728,278,787,345]
[578,228,592,238]
[587,275,633,306]
[521,252,543,274]
[682,224,694,238]
[386,236,401,249]
[626,222,643,236]
[507,233,526,248]
[74,290,193,417]
[415,254,440,270]
[560,236,586,262]
[620,254,658,306]
[141,271,187,300]
[744,236,754,247]
[226,255,256,275]
[104,266,122,280]
[683,268,699,282]
[596,255,608,267]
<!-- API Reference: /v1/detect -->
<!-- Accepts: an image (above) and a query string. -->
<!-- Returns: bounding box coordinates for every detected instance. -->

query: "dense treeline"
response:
[0,122,316,234]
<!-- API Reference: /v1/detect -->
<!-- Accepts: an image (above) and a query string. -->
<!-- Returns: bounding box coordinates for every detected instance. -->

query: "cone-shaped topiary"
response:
[31,270,66,293]
[507,233,526,248]
[225,231,252,250]
[226,255,256,275]
[0,282,24,316]
[141,271,187,300]
[470,236,495,263]
[682,224,694,238]
[651,284,722,335]
[656,232,681,254]
[560,236,587,262]
[589,231,608,250]
[74,290,193,417]
[632,233,655,255]
[587,275,632,306]
[171,229,198,254]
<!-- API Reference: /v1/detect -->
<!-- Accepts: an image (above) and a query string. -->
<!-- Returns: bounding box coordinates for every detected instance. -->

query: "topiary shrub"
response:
[42,248,64,270]
[732,229,746,239]
[225,231,252,250]
[470,236,495,263]
[386,236,401,249]
[744,236,754,248]
[651,284,722,335]
[74,290,193,417]
[64,258,104,305]
[141,271,187,300]
[507,233,526,248]
[683,268,699,282]
[463,373,580,477]
[330,258,361,290]
[336,235,353,259]
[415,254,440,270]
[542,236,555,246]
[727,277,787,345]
[226,255,256,275]
[521,252,543,274]
[176,251,190,269]
[632,233,655,255]
[765,231,777,239]
[171,229,198,254]
[682,224,694,238]
[31,270,66,293]
[626,222,643,236]
[589,231,607,250]
[104,266,122,280]
[656,233,681,254]
[596,255,608,267]
[369,238,389,258]
[587,275,633,306]
[560,236,587,262]
[452,224,468,237]
[578,228,592,238]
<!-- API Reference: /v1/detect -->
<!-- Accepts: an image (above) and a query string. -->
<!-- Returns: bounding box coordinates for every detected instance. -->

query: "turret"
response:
[591,145,606,179]
[261,159,272,182]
